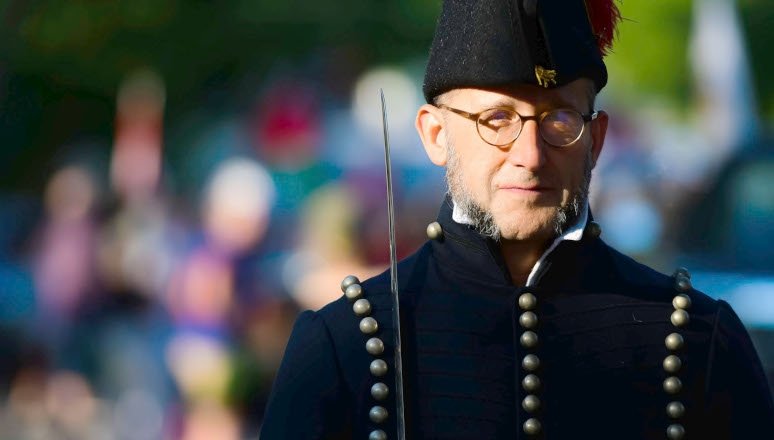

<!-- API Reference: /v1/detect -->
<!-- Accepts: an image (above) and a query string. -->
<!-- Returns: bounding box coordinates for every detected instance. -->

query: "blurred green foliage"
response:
[739,0,774,121]
[606,0,772,118]
[605,0,693,107]
[2,0,438,99]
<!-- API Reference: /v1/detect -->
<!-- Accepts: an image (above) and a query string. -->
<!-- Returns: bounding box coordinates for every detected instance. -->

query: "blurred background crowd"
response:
[1,0,773,438]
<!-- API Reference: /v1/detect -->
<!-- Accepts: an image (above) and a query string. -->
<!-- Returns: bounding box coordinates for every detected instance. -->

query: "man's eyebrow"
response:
[477,98,516,110]
[477,96,577,112]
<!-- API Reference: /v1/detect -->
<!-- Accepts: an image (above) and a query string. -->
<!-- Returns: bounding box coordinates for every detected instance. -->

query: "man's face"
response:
[419,79,607,243]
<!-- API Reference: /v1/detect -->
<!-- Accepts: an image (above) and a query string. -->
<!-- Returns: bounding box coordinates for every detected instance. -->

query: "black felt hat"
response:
[422,0,621,103]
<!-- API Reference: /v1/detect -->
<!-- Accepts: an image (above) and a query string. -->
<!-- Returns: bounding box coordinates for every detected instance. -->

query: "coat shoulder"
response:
[602,241,718,314]
[316,242,431,329]
[312,242,431,371]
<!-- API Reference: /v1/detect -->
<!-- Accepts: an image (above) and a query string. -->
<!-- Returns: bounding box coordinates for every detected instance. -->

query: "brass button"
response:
[519,311,538,329]
[366,338,385,356]
[522,374,541,392]
[369,430,387,440]
[345,283,363,301]
[675,276,692,292]
[663,376,682,395]
[518,293,537,311]
[586,221,602,238]
[523,418,542,435]
[369,406,388,424]
[426,221,443,240]
[520,331,539,349]
[522,395,541,413]
[353,299,372,317]
[371,382,389,401]
[522,354,540,372]
[370,359,388,377]
[665,333,684,351]
[673,267,690,279]
[666,401,685,419]
[667,423,685,439]
[670,309,690,328]
[672,294,691,310]
[340,275,360,292]
[663,355,682,374]
[359,317,379,334]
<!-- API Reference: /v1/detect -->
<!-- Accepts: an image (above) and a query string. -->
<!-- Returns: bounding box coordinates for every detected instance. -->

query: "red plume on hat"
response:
[585,0,622,56]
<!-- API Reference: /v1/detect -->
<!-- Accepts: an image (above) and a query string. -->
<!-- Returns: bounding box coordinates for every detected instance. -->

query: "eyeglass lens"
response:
[477,109,585,147]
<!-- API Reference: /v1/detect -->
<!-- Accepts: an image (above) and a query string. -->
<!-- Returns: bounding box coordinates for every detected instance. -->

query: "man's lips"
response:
[498,184,552,192]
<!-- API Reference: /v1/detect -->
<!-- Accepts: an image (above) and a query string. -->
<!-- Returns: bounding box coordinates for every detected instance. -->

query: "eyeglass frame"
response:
[437,104,599,147]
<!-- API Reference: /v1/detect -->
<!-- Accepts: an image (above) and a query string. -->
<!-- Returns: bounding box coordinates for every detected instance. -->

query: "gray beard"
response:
[445,145,593,242]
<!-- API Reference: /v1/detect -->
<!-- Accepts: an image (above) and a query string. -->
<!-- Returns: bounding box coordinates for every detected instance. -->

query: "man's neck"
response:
[500,235,553,286]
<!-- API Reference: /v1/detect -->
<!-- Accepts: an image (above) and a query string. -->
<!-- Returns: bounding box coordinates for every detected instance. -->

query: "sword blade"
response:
[380,88,406,440]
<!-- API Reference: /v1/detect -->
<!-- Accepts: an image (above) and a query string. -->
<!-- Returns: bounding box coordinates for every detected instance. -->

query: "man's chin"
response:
[493,209,558,242]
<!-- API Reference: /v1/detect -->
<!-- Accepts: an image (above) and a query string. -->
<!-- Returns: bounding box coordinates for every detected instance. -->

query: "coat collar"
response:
[431,196,610,290]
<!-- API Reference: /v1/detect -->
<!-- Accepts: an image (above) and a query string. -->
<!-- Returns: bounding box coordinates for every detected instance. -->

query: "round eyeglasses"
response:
[438,105,598,147]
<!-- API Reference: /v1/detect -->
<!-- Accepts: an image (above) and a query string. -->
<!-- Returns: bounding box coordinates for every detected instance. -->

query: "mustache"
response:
[493,175,554,189]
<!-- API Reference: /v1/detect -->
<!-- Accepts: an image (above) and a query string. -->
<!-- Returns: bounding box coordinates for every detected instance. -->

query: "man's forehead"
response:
[443,79,593,110]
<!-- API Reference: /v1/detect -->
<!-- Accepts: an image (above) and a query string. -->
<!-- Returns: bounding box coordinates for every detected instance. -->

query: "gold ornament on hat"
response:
[535,65,557,88]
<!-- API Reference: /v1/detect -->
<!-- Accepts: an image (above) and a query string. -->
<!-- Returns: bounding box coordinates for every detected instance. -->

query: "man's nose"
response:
[506,120,546,171]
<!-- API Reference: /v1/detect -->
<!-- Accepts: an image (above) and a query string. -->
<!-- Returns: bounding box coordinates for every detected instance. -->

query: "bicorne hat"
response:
[422,0,621,103]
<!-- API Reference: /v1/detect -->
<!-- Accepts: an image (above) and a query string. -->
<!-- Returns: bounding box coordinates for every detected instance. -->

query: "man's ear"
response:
[415,104,449,167]
[589,110,608,168]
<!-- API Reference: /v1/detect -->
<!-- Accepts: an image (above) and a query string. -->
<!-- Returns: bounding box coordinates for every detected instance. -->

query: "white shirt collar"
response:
[451,200,589,286]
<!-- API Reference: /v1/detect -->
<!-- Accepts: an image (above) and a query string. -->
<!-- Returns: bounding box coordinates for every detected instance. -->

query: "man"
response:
[261,0,774,438]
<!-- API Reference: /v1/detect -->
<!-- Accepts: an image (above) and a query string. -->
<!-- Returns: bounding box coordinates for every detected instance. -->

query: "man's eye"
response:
[482,110,514,127]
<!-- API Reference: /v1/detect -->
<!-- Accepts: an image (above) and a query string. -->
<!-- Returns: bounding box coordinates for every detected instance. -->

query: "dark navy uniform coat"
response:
[261,201,774,439]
